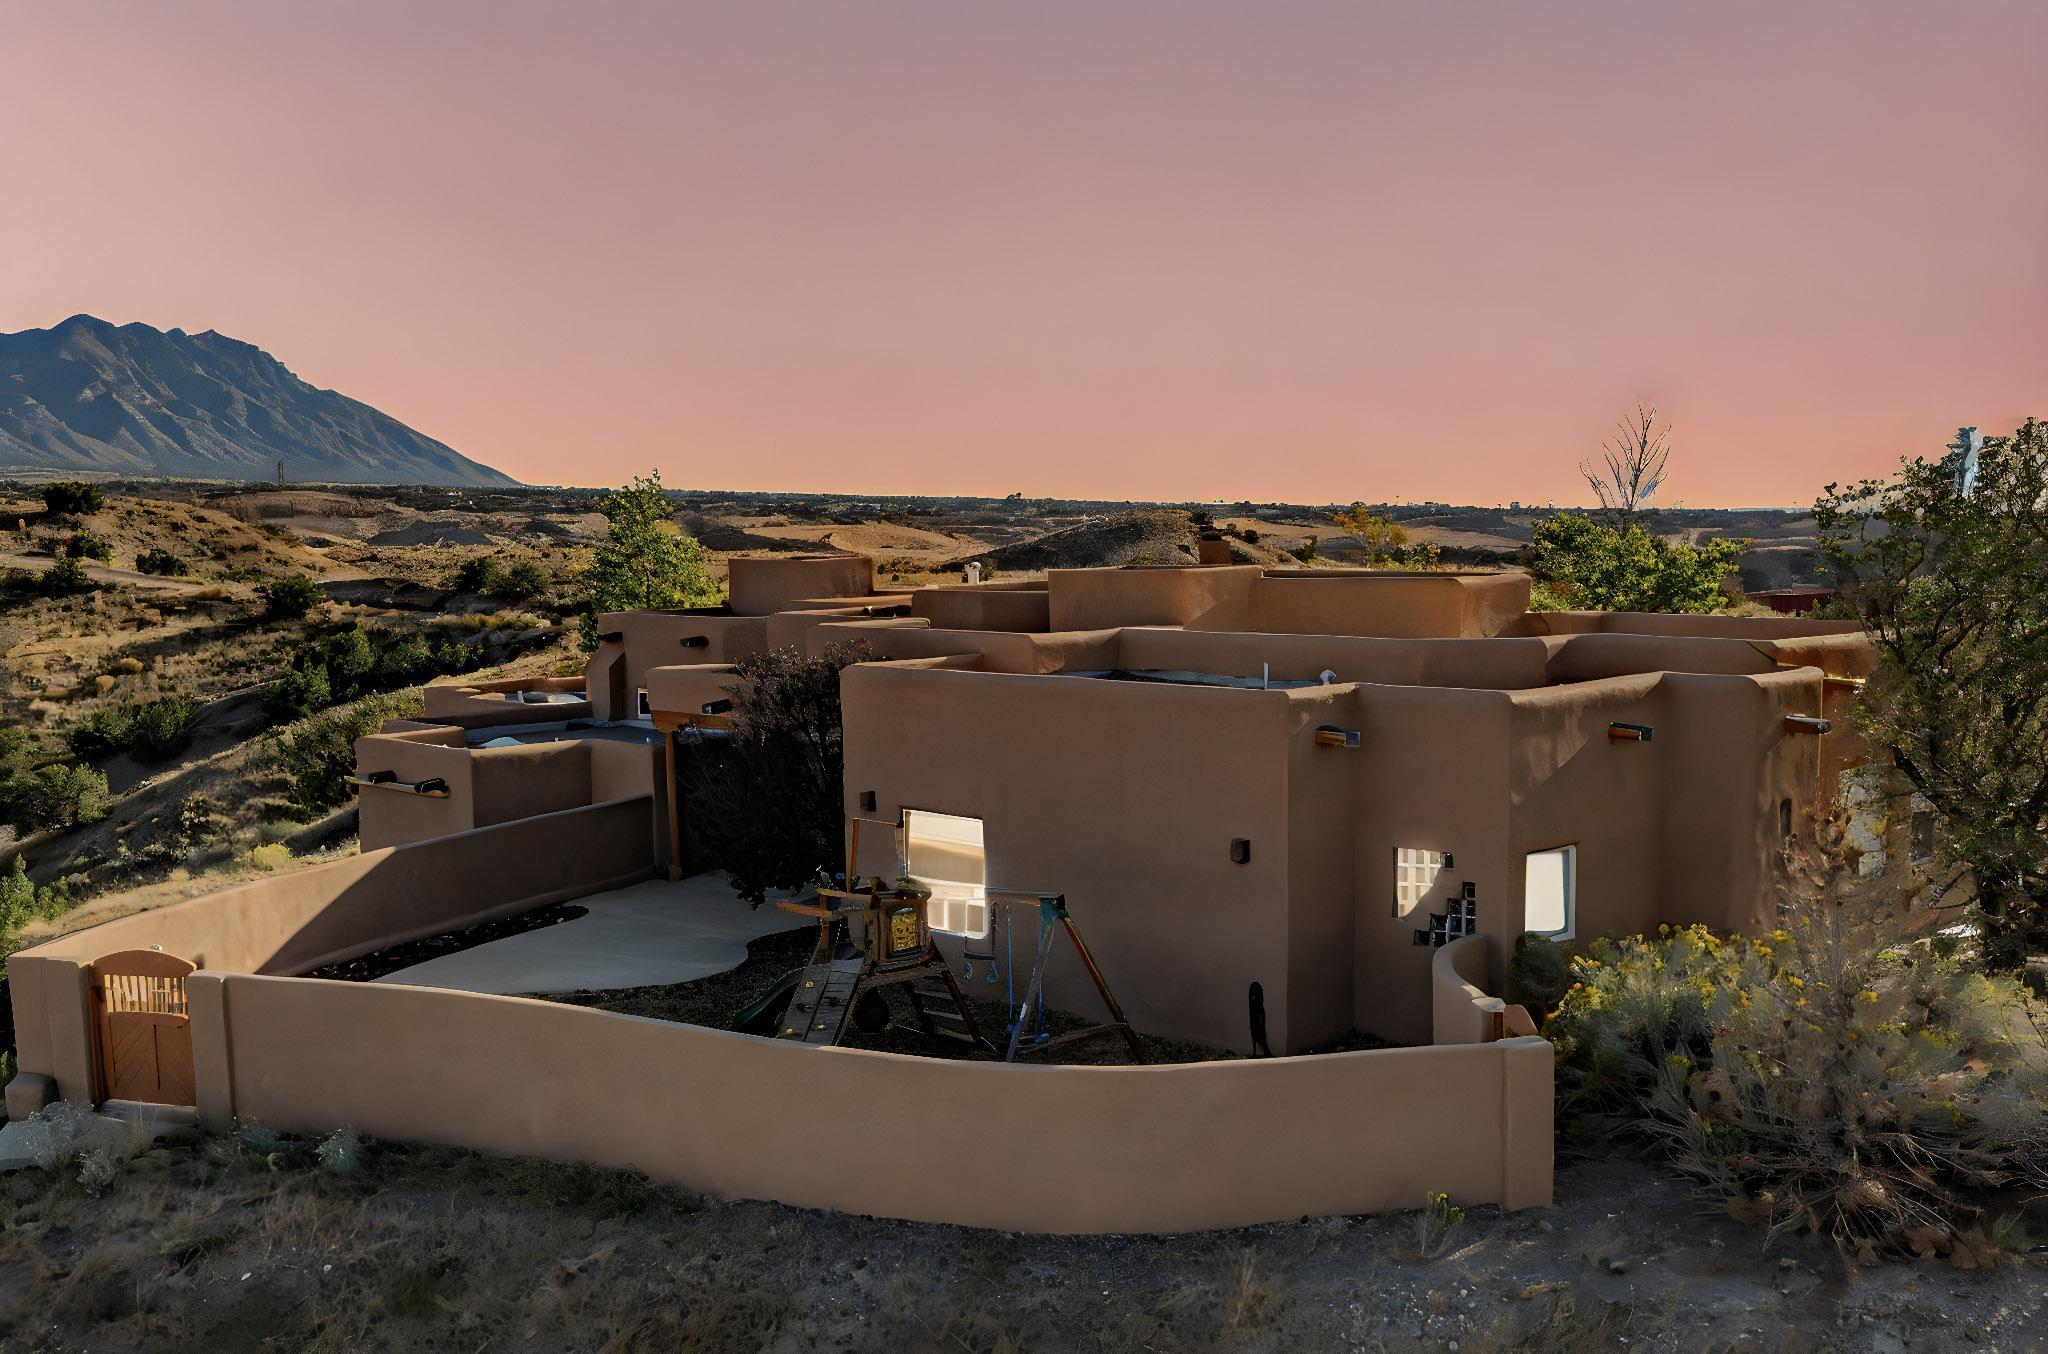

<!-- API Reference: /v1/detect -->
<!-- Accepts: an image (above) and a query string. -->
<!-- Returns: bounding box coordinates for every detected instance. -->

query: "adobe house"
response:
[362,554,1871,1054]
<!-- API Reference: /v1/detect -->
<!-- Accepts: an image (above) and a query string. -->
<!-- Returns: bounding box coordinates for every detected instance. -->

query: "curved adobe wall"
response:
[190,972,1553,1233]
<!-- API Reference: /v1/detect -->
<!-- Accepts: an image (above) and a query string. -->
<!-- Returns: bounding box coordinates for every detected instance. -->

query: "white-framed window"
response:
[901,809,989,938]
[1525,845,1575,939]
[1393,847,1444,917]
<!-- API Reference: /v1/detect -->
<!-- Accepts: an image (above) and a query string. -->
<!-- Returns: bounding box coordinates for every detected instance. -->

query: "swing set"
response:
[736,817,1144,1063]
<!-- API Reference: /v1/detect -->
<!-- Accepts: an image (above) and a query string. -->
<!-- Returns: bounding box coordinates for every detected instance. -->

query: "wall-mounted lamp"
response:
[1608,722,1654,743]
[679,635,710,648]
[1784,714,1832,735]
[858,790,877,812]
[597,631,624,644]
[1313,725,1361,748]
[1229,838,1252,865]
[700,698,732,716]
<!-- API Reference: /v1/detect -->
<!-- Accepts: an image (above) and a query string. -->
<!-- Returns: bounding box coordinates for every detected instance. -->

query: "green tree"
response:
[1529,513,1741,613]
[40,481,103,516]
[682,643,868,903]
[1816,418,2048,969]
[1,763,111,832]
[578,471,719,650]
[134,548,189,577]
[260,573,323,620]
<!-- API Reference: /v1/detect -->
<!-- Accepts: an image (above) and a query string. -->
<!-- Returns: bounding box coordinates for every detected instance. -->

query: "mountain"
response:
[0,315,517,487]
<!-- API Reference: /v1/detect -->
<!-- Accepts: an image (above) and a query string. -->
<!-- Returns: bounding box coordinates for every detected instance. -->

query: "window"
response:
[1393,847,1444,917]
[901,810,989,938]
[1525,846,1575,939]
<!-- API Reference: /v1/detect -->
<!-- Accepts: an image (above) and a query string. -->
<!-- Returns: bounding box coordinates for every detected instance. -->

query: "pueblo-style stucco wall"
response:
[1200,570,1532,639]
[586,611,772,719]
[353,735,661,853]
[189,972,1553,1232]
[910,582,1052,633]
[1046,565,1262,632]
[6,799,657,1107]
[838,631,1867,1049]
[726,554,873,616]
[841,662,1307,1053]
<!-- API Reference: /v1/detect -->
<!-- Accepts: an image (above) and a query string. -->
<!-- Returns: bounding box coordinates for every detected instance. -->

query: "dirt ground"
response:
[1,1126,2041,1354]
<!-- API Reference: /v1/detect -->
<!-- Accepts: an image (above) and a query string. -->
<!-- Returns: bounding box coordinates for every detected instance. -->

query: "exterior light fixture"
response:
[597,630,623,644]
[679,635,709,648]
[1608,722,1654,742]
[1784,714,1832,734]
[1229,838,1252,865]
[859,790,878,812]
[1313,725,1361,748]
[700,698,732,715]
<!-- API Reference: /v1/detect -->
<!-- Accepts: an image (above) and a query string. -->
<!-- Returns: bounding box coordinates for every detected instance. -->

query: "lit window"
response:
[1525,846,1575,939]
[1393,847,1444,917]
[902,810,989,938]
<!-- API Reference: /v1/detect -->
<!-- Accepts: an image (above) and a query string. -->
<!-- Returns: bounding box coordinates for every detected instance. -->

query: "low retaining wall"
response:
[191,972,1553,1233]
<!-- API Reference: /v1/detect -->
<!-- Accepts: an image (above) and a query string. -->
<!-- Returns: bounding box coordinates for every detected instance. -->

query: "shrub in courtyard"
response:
[134,547,189,577]
[684,643,868,903]
[39,481,102,516]
[1509,932,1572,1019]
[1547,825,2048,1261]
[259,572,323,620]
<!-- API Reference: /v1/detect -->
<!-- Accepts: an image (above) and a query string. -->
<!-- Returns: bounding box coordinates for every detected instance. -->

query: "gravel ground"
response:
[1,1131,2042,1353]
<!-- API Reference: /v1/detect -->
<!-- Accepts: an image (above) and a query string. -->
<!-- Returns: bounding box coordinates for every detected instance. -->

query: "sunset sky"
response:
[3,1,2042,506]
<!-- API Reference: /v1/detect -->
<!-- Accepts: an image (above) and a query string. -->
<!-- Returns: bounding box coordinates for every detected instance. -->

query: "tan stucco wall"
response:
[1432,936,1502,1045]
[727,554,874,616]
[1046,566,1262,631]
[910,583,1053,633]
[586,611,773,719]
[841,663,1302,1052]
[7,799,657,1104]
[1208,571,1532,639]
[190,973,1553,1231]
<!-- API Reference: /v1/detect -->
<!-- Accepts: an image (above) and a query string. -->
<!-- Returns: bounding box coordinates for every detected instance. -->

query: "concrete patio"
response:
[374,873,812,995]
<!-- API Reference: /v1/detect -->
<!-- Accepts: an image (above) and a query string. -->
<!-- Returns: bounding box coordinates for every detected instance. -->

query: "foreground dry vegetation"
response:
[4,1127,2042,1354]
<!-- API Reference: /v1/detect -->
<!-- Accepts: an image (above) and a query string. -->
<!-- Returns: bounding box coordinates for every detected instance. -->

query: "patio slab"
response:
[374,873,812,995]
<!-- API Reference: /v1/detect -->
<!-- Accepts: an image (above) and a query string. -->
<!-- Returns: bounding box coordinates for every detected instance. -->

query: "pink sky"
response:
[3,2,2043,506]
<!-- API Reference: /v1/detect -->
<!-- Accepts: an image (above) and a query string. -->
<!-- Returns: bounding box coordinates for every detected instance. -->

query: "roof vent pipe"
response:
[1261,663,1270,690]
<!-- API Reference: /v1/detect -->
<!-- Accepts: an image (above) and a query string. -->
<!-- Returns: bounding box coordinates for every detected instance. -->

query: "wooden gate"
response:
[90,949,196,1105]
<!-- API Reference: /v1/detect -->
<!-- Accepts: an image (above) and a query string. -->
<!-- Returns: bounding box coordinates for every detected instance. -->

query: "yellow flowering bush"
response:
[1546,912,2048,1261]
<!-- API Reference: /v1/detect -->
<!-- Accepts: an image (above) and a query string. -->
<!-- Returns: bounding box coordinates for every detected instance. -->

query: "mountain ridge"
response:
[0,315,517,487]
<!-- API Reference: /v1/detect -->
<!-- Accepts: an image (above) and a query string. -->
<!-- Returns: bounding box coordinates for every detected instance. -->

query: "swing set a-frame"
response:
[754,817,1145,1063]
